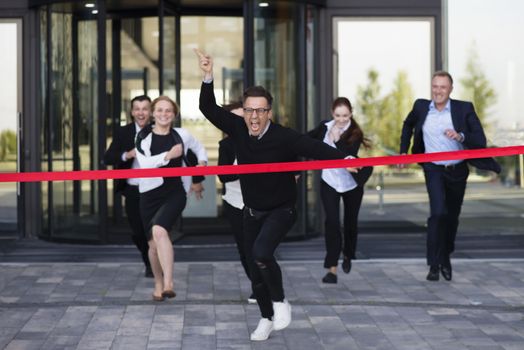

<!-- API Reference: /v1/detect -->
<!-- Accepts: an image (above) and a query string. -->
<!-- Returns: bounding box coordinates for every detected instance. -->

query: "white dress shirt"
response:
[320,120,358,193]
[422,100,464,166]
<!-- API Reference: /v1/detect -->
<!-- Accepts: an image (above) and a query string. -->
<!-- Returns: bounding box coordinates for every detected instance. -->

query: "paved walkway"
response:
[1,259,523,350]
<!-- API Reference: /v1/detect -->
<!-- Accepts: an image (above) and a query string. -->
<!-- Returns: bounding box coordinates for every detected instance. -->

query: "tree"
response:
[459,46,497,129]
[379,70,414,154]
[0,130,17,161]
[356,69,414,156]
[356,69,383,155]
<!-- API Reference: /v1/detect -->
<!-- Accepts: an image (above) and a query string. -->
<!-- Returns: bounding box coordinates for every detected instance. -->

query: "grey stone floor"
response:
[1,259,523,350]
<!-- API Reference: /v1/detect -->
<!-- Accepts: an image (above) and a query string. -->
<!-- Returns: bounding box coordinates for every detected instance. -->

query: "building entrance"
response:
[38,1,244,243]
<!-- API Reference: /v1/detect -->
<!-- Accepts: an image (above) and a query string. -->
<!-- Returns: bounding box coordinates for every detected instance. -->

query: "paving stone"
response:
[0,260,523,349]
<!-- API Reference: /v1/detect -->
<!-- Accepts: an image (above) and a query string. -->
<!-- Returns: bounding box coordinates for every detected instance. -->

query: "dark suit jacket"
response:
[104,123,137,193]
[400,99,501,173]
[103,122,204,194]
[308,120,373,187]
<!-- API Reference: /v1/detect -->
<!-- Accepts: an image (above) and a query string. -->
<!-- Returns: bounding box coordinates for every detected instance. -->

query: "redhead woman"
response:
[135,96,207,300]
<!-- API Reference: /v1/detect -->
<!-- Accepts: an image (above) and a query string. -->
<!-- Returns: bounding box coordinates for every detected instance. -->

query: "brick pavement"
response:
[1,259,523,350]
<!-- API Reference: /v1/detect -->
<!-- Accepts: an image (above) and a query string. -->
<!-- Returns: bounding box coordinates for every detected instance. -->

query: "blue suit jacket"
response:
[400,98,500,173]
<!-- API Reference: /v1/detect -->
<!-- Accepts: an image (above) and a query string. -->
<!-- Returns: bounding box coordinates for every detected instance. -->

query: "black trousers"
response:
[423,162,469,267]
[243,205,296,319]
[223,200,251,280]
[320,180,364,268]
[122,185,150,268]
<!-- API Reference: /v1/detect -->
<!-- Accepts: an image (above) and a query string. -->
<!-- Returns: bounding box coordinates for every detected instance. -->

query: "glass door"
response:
[0,19,22,237]
[333,17,434,156]
[179,15,244,219]
[40,3,103,241]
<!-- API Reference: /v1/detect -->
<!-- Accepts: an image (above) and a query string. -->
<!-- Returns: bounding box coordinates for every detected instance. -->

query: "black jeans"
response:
[320,180,364,268]
[243,205,297,319]
[223,200,250,280]
[423,162,469,267]
[122,185,150,267]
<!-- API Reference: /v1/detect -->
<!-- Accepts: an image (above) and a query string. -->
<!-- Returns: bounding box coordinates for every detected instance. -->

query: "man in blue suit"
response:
[400,71,500,282]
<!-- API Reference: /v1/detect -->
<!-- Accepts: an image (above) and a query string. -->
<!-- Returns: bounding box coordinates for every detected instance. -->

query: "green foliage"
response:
[356,69,413,156]
[459,46,497,129]
[0,129,17,161]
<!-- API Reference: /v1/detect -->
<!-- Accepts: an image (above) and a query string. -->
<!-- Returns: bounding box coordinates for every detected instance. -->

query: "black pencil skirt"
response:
[140,181,187,240]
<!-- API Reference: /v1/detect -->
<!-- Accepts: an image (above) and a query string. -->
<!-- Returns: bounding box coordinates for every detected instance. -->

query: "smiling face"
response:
[431,75,453,110]
[152,100,175,128]
[332,105,352,129]
[131,100,151,129]
[243,96,272,136]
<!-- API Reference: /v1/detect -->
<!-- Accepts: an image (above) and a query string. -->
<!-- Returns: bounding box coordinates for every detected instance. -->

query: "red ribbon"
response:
[1,146,523,183]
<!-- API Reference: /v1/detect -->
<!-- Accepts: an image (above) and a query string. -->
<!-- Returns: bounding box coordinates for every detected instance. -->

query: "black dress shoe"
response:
[342,257,352,274]
[440,264,452,281]
[322,272,337,284]
[145,265,154,278]
[426,266,439,281]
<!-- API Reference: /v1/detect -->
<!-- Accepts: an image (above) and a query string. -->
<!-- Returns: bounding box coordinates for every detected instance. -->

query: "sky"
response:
[336,19,432,103]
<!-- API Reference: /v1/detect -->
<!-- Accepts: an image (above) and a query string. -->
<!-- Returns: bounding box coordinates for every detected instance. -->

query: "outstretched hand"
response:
[194,48,213,80]
[190,182,204,200]
[344,155,360,173]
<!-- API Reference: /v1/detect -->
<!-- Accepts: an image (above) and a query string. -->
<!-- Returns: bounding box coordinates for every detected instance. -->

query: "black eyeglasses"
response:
[243,107,271,116]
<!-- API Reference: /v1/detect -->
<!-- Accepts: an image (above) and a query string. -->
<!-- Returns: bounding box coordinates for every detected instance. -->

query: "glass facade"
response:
[34,0,319,242]
[5,0,521,243]
[180,16,244,218]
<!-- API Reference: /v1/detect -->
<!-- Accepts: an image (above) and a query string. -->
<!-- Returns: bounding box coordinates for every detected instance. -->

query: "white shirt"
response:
[320,120,357,193]
[222,158,244,209]
[135,127,208,193]
[423,100,463,166]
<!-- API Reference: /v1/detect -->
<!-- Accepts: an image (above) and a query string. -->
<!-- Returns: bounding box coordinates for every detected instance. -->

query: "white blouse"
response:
[135,127,208,193]
[320,120,358,193]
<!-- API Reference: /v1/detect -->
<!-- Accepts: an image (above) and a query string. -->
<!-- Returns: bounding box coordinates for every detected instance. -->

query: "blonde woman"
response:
[135,96,207,301]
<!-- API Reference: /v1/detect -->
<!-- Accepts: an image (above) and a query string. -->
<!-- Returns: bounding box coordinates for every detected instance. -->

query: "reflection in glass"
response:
[334,18,433,156]
[305,5,320,233]
[163,15,176,100]
[254,1,300,129]
[120,17,160,123]
[39,4,103,239]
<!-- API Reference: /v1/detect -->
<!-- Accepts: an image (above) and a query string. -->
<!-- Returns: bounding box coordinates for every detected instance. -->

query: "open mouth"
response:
[250,121,260,134]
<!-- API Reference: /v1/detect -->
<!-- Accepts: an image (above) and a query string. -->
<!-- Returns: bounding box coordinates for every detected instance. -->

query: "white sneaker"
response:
[250,318,273,341]
[247,293,257,304]
[272,299,292,331]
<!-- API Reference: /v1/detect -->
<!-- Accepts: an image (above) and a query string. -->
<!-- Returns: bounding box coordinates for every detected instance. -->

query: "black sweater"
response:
[200,82,344,210]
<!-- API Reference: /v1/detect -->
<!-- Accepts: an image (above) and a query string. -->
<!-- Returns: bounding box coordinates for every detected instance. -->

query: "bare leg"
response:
[148,239,164,298]
[152,225,174,292]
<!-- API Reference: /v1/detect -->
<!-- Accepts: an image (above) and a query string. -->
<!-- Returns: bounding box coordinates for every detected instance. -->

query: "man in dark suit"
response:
[400,71,500,282]
[104,95,154,277]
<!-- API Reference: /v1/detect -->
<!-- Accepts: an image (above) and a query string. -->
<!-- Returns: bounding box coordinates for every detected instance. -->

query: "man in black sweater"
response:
[195,49,354,341]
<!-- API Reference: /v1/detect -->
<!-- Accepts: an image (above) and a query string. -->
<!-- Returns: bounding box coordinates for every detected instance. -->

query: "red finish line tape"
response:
[1,146,523,183]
